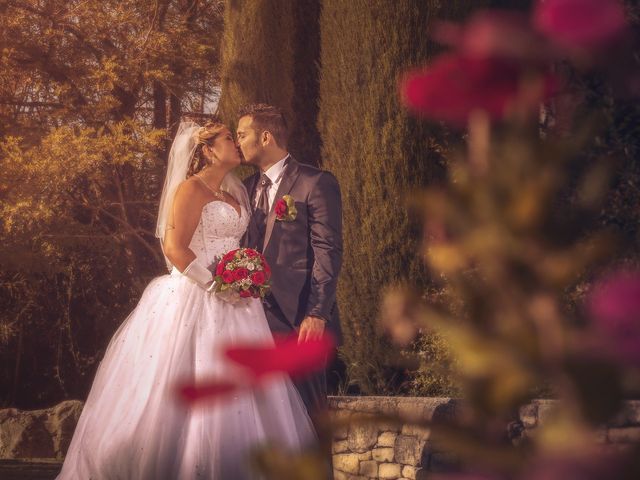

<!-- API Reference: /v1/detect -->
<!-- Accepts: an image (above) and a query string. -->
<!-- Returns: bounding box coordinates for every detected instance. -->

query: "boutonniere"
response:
[274,195,297,222]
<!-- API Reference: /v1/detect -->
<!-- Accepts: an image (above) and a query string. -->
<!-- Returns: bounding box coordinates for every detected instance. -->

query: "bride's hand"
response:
[297,316,326,343]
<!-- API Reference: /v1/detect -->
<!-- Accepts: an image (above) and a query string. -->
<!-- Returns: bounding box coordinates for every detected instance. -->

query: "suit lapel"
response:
[263,158,301,251]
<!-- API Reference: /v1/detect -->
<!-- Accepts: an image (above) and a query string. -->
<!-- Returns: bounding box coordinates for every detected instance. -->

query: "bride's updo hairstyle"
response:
[187,121,227,178]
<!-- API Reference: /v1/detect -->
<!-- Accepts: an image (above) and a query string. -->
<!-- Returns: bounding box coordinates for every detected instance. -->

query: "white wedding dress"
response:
[57,200,316,480]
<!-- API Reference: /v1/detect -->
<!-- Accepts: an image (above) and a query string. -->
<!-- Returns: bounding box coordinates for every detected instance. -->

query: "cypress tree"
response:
[218,0,322,165]
[318,0,478,394]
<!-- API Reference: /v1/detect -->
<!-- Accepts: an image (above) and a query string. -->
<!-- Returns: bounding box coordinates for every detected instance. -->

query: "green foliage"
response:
[0,0,223,133]
[218,0,322,165]
[317,0,480,395]
[0,0,224,408]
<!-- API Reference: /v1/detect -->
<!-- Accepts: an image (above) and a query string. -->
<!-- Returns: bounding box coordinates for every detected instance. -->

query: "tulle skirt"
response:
[56,272,316,480]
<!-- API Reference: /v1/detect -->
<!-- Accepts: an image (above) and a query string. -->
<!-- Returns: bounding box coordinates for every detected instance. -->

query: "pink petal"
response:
[435,11,550,61]
[224,332,336,380]
[533,0,627,51]
[176,380,239,404]
[587,270,640,366]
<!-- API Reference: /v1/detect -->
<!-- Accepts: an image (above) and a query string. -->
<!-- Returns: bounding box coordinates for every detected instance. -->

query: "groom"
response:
[237,103,342,416]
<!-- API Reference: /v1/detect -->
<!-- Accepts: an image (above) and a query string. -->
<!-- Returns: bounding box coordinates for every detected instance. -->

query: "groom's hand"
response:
[298,316,326,343]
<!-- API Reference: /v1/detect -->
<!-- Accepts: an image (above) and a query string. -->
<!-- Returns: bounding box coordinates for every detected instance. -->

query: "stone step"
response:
[0,459,62,480]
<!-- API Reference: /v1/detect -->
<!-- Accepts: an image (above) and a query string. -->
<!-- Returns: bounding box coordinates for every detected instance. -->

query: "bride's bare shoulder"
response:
[173,177,206,206]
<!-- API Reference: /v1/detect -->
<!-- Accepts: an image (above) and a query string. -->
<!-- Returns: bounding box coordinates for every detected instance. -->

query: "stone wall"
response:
[0,401,82,460]
[1,396,639,480]
[326,396,640,480]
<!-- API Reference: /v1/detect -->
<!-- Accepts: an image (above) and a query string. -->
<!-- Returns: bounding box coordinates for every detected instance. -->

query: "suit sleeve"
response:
[305,171,343,323]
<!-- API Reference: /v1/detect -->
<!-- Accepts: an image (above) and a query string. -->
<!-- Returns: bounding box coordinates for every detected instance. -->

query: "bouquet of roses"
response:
[211,248,271,303]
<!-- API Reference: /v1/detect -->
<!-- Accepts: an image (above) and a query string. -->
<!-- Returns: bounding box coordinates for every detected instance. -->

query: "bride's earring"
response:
[204,145,217,166]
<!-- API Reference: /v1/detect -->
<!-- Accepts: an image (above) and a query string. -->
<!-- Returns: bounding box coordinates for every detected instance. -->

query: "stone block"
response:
[332,439,350,454]
[376,420,402,433]
[49,400,84,457]
[357,450,372,461]
[332,453,360,474]
[333,424,350,440]
[377,431,398,447]
[398,402,425,423]
[331,409,352,440]
[608,427,640,443]
[0,416,54,459]
[333,470,349,480]
[379,462,402,479]
[359,460,379,477]
[372,447,394,462]
[402,465,419,479]
[394,434,426,466]
[334,473,368,480]
[401,424,430,440]
[0,400,83,460]
[348,422,379,453]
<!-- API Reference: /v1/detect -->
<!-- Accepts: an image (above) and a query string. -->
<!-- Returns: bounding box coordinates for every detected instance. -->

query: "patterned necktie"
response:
[254,173,272,246]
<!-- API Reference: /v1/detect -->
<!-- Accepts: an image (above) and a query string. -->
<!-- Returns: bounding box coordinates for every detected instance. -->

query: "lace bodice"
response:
[187,200,249,267]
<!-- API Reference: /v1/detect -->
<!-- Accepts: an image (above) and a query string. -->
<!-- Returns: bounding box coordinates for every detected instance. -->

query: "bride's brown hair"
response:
[187,121,227,178]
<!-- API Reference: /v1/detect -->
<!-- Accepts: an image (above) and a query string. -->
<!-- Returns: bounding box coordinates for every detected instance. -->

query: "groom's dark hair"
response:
[238,103,289,149]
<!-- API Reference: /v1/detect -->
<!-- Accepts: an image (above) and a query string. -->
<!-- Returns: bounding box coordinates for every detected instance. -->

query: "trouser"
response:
[262,295,334,479]
[262,294,328,414]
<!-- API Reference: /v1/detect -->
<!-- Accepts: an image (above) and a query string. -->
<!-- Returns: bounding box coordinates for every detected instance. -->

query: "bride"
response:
[56,121,316,479]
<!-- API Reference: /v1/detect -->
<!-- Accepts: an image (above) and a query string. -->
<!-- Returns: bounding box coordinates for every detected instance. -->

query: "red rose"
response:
[223,249,239,262]
[234,268,249,281]
[251,271,266,286]
[245,248,258,258]
[400,54,557,126]
[275,199,288,217]
[239,289,252,298]
[221,270,235,283]
[215,262,225,276]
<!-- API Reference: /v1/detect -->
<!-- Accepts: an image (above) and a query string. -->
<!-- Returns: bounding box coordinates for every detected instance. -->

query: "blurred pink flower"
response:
[533,0,627,51]
[434,11,552,61]
[224,332,336,380]
[400,54,557,126]
[587,270,640,366]
[175,333,336,404]
[176,380,239,404]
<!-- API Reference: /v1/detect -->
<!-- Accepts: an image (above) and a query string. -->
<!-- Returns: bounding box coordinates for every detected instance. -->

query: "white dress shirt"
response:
[255,154,289,211]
